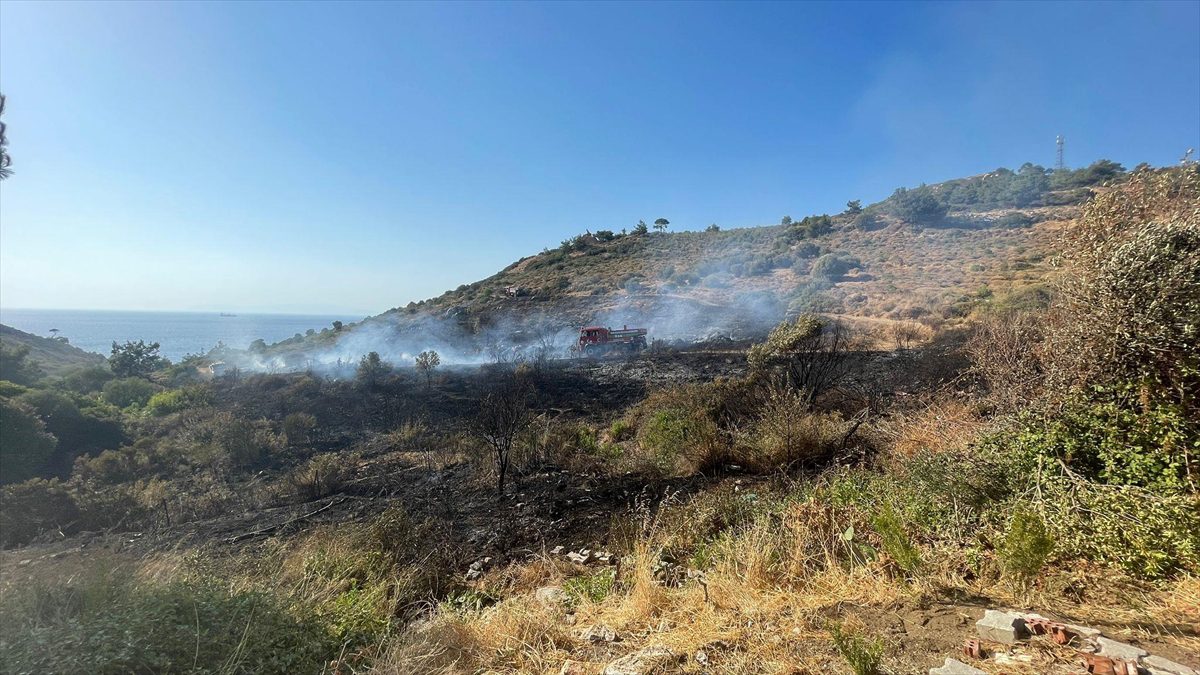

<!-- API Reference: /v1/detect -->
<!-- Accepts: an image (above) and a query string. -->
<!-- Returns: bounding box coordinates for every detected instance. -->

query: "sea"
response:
[0,308,365,362]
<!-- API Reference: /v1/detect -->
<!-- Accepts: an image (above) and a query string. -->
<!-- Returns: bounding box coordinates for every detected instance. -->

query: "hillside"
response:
[0,323,106,377]
[245,162,1119,371]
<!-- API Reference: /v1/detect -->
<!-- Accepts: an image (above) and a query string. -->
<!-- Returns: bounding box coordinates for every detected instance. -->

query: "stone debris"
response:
[1144,655,1199,675]
[582,623,619,644]
[550,545,565,555]
[1096,637,1148,661]
[559,660,596,675]
[975,609,1026,644]
[602,646,675,675]
[535,586,565,606]
[929,657,986,675]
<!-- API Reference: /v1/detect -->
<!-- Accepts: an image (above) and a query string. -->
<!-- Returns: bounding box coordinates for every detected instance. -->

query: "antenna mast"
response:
[1055,135,1065,171]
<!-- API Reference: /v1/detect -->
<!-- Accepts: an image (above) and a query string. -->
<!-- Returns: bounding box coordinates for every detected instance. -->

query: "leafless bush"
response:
[472,369,533,492]
[965,311,1046,412]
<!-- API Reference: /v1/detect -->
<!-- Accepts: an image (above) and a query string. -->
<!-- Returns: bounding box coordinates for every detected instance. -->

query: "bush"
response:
[57,364,115,394]
[145,386,211,416]
[830,622,884,675]
[102,377,159,408]
[745,387,847,469]
[283,412,318,447]
[0,478,78,546]
[887,187,947,224]
[626,382,751,475]
[998,507,1054,586]
[811,252,861,280]
[0,398,57,484]
[288,453,348,501]
[871,505,921,575]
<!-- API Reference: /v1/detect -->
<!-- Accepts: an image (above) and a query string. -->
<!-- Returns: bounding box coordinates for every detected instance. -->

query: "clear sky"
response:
[1,1,1197,315]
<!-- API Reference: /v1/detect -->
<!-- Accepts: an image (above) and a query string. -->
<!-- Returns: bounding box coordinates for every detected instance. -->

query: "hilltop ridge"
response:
[246,160,1124,369]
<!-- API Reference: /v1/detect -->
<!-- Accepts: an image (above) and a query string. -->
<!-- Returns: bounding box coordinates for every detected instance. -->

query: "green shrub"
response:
[871,505,921,575]
[829,622,884,675]
[998,507,1054,586]
[564,569,616,605]
[102,377,159,408]
[609,419,633,442]
[145,386,212,416]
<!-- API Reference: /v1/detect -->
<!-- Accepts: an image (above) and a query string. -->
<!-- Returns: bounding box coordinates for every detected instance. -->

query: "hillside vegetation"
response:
[0,164,1196,674]
[0,324,106,377]
[250,160,1119,370]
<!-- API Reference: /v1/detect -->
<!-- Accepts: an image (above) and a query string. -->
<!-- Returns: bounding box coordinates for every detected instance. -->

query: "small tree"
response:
[109,340,167,378]
[632,220,649,235]
[472,370,532,493]
[356,351,393,387]
[706,223,720,232]
[653,218,669,232]
[332,320,344,331]
[415,350,441,387]
[845,200,863,215]
[748,316,854,409]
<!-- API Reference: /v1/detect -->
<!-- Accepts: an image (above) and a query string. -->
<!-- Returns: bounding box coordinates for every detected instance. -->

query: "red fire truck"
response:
[577,325,648,356]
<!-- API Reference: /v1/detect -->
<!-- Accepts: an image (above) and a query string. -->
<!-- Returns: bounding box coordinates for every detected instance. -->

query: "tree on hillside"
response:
[653,218,669,232]
[845,200,862,215]
[415,350,441,387]
[109,340,167,378]
[888,187,947,224]
[356,351,392,387]
[706,223,721,232]
[0,93,12,180]
[632,220,649,235]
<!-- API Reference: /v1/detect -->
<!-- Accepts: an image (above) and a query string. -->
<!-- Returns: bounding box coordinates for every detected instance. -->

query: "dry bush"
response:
[889,320,932,349]
[881,397,985,457]
[739,386,851,470]
[965,311,1047,412]
[286,453,350,501]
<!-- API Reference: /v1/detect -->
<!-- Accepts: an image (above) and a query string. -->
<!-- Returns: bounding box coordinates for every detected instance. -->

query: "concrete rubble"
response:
[945,608,1197,675]
[929,657,986,675]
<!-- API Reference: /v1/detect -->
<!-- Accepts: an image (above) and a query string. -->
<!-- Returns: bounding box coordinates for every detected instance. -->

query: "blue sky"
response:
[1,1,1197,315]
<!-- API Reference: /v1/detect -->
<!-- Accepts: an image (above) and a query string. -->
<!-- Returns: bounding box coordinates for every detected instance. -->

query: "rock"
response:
[929,657,987,675]
[1096,637,1148,661]
[550,545,565,555]
[976,609,1026,644]
[583,623,619,644]
[464,569,482,581]
[535,586,565,606]
[469,561,484,571]
[1144,655,1199,675]
[694,649,708,666]
[1064,623,1103,639]
[559,660,596,675]
[603,646,675,675]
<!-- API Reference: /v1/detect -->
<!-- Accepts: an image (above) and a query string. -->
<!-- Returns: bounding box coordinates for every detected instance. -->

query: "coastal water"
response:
[0,308,364,362]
